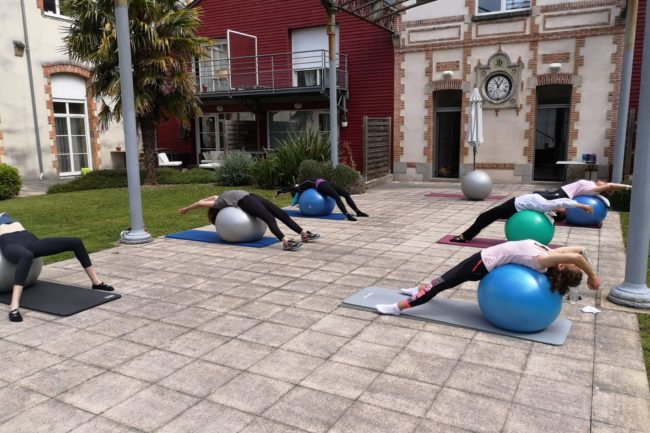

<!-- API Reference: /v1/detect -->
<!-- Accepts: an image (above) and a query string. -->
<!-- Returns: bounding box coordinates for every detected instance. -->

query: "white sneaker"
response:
[399,287,419,296]
[376,303,401,316]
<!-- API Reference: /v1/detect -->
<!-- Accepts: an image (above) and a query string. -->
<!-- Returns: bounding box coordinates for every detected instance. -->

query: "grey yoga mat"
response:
[0,281,121,316]
[342,287,572,346]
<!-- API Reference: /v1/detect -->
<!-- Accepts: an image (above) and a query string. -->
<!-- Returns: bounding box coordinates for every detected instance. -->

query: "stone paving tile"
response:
[157,400,254,433]
[460,339,529,373]
[282,329,348,358]
[359,373,441,417]
[209,371,293,414]
[300,360,378,399]
[263,386,353,433]
[4,322,77,348]
[249,349,324,384]
[523,351,593,388]
[309,314,370,337]
[594,363,650,398]
[502,404,590,433]
[231,300,286,320]
[160,329,229,358]
[426,387,510,433]
[160,360,239,397]
[85,314,153,338]
[38,329,113,358]
[592,388,650,431]
[294,294,343,313]
[267,307,325,328]
[406,330,471,360]
[0,348,63,383]
[202,339,274,370]
[514,375,592,420]
[329,401,421,433]
[198,313,260,337]
[0,399,93,433]
[16,360,104,398]
[0,384,49,422]
[103,384,198,432]
[239,322,303,348]
[331,339,400,371]
[158,306,221,328]
[240,418,310,433]
[69,416,141,433]
[355,322,419,348]
[445,361,520,401]
[114,349,192,383]
[122,322,188,347]
[590,422,644,433]
[74,339,150,369]
[58,372,148,414]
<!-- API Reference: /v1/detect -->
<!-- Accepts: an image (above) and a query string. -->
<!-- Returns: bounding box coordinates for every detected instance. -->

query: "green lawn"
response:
[619,212,650,383]
[1,184,290,264]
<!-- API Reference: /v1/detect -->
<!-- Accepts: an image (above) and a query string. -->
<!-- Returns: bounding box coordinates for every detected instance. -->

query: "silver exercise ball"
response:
[461,170,493,201]
[215,207,268,243]
[0,252,43,293]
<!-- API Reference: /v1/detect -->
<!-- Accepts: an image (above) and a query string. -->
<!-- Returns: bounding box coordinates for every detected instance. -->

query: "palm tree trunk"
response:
[140,118,158,185]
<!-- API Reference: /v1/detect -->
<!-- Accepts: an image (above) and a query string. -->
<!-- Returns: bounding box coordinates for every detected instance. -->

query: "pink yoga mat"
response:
[425,192,507,200]
[437,235,563,249]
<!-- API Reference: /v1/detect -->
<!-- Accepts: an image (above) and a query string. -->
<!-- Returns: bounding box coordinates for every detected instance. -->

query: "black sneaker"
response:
[9,309,23,322]
[92,282,115,292]
[283,239,302,251]
[301,231,320,242]
[346,214,357,221]
[356,211,369,217]
[450,235,466,243]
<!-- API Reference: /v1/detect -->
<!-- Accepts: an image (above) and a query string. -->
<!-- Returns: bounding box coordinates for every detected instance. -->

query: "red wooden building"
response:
[156,0,395,176]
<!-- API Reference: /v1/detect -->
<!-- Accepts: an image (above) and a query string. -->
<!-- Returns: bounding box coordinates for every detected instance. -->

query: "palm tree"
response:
[62,0,207,184]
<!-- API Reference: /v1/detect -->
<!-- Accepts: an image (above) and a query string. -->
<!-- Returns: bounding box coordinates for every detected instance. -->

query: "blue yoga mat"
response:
[166,229,280,247]
[283,209,346,220]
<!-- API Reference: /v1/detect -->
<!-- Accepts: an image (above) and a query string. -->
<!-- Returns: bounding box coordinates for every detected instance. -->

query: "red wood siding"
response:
[630,0,646,114]
[158,0,394,172]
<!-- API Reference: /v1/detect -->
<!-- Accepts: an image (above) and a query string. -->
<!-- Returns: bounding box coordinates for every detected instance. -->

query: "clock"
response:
[485,73,512,102]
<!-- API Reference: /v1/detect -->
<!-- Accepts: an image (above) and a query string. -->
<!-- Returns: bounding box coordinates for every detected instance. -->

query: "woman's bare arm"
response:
[537,252,600,289]
[592,183,631,194]
[179,198,217,216]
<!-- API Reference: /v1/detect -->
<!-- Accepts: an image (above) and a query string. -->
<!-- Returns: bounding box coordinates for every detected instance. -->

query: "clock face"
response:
[485,73,512,102]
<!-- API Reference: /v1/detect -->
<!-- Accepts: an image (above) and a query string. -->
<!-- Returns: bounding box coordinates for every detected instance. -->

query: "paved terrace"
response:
[0,182,648,433]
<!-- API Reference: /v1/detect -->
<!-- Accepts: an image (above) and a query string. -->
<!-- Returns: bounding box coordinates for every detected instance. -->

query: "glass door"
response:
[53,100,91,175]
[534,85,572,181]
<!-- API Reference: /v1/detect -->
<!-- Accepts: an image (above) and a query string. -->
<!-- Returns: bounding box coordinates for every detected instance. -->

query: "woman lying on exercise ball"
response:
[178,189,320,251]
[450,193,593,243]
[0,213,113,322]
[276,179,368,221]
[534,179,631,201]
[376,239,600,315]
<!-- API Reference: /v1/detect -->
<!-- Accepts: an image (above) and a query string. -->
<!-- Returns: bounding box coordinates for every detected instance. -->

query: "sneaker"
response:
[450,235,466,243]
[301,231,320,242]
[346,214,357,221]
[399,287,420,296]
[283,239,302,251]
[8,309,23,322]
[356,212,369,217]
[92,282,115,292]
[376,303,401,316]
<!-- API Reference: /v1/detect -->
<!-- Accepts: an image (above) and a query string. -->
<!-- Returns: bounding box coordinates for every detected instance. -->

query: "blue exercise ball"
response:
[505,210,555,245]
[566,195,608,227]
[478,264,562,332]
[298,188,336,216]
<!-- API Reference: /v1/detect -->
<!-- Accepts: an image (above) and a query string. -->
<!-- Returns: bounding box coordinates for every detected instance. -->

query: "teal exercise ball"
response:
[478,264,562,332]
[566,195,608,227]
[505,210,555,245]
[298,188,336,216]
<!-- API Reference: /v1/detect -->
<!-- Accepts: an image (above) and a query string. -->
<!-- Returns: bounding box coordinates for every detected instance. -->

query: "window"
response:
[198,40,228,92]
[54,101,91,174]
[295,69,322,87]
[44,0,69,18]
[267,110,330,149]
[477,0,530,14]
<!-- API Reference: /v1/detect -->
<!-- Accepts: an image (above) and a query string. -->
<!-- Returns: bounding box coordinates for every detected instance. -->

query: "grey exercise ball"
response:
[461,170,493,200]
[0,252,43,293]
[215,207,268,243]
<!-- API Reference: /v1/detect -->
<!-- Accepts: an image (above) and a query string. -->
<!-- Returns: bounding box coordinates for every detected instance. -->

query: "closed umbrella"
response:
[467,87,483,171]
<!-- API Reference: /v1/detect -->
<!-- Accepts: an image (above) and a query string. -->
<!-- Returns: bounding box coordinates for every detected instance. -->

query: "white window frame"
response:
[53,99,92,176]
[198,39,229,92]
[266,110,330,150]
[477,0,530,15]
[43,0,71,19]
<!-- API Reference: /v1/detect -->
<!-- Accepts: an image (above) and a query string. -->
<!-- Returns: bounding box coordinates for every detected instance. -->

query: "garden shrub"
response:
[251,157,279,189]
[0,163,22,200]
[273,130,331,185]
[331,163,366,194]
[215,151,254,186]
[297,159,333,184]
[609,180,632,211]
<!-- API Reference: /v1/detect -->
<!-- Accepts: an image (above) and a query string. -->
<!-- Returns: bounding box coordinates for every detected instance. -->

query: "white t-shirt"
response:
[514,194,579,213]
[480,239,551,272]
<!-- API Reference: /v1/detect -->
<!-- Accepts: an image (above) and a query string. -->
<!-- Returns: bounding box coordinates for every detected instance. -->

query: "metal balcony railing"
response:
[194,49,348,96]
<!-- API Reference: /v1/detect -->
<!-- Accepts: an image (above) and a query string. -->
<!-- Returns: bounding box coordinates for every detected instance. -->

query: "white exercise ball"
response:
[215,207,267,243]
[0,252,43,293]
[461,170,493,201]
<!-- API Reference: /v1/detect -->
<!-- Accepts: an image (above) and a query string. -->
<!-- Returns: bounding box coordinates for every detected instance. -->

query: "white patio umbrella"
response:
[467,87,484,171]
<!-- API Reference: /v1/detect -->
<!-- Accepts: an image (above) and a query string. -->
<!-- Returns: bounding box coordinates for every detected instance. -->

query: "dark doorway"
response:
[434,90,462,178]
[534,85,571,181]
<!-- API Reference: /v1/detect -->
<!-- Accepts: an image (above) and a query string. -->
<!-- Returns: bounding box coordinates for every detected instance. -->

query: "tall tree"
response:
[63,0,207,184]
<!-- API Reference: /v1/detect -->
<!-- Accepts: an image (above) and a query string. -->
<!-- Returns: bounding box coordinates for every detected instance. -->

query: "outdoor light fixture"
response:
[216,105,224,112]
[13,40,25,57]
[549,63,562,73]
[442,70,454,79]
[294,102,303,109]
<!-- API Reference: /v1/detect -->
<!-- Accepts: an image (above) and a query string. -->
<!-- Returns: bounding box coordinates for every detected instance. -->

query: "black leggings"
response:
[317,182,362,215]
[405,252,488,308]
[462,198,517,240]
[533,189,569,200]
[238,194,303,241]
[1,231,92,286]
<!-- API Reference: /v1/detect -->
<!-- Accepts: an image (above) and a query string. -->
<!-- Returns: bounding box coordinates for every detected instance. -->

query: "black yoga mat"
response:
[0,281,121,316]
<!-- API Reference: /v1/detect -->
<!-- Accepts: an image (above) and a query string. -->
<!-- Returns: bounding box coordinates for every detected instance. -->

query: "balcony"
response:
[195,49,348,99]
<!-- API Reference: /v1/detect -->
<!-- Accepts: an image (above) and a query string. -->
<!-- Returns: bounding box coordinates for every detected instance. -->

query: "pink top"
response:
[480,240,551,272]
[315,178,326,188]
[561,180,597,199]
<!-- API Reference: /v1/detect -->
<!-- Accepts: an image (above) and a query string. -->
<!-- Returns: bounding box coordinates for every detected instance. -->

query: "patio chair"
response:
[198,150,223,169]
[157,152,182,168]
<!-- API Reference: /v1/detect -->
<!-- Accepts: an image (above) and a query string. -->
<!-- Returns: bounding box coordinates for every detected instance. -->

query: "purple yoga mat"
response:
[437,235,563,249]
[425,192,507,200]
[497,218,602,228]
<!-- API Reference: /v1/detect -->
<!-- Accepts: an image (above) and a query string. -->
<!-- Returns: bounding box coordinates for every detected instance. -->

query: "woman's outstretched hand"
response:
[178,207,189,216]
[587,274,601,290]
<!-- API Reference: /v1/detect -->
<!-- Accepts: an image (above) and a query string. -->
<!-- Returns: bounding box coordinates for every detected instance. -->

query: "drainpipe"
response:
[20,0,45,180]
[612,0,638,183]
